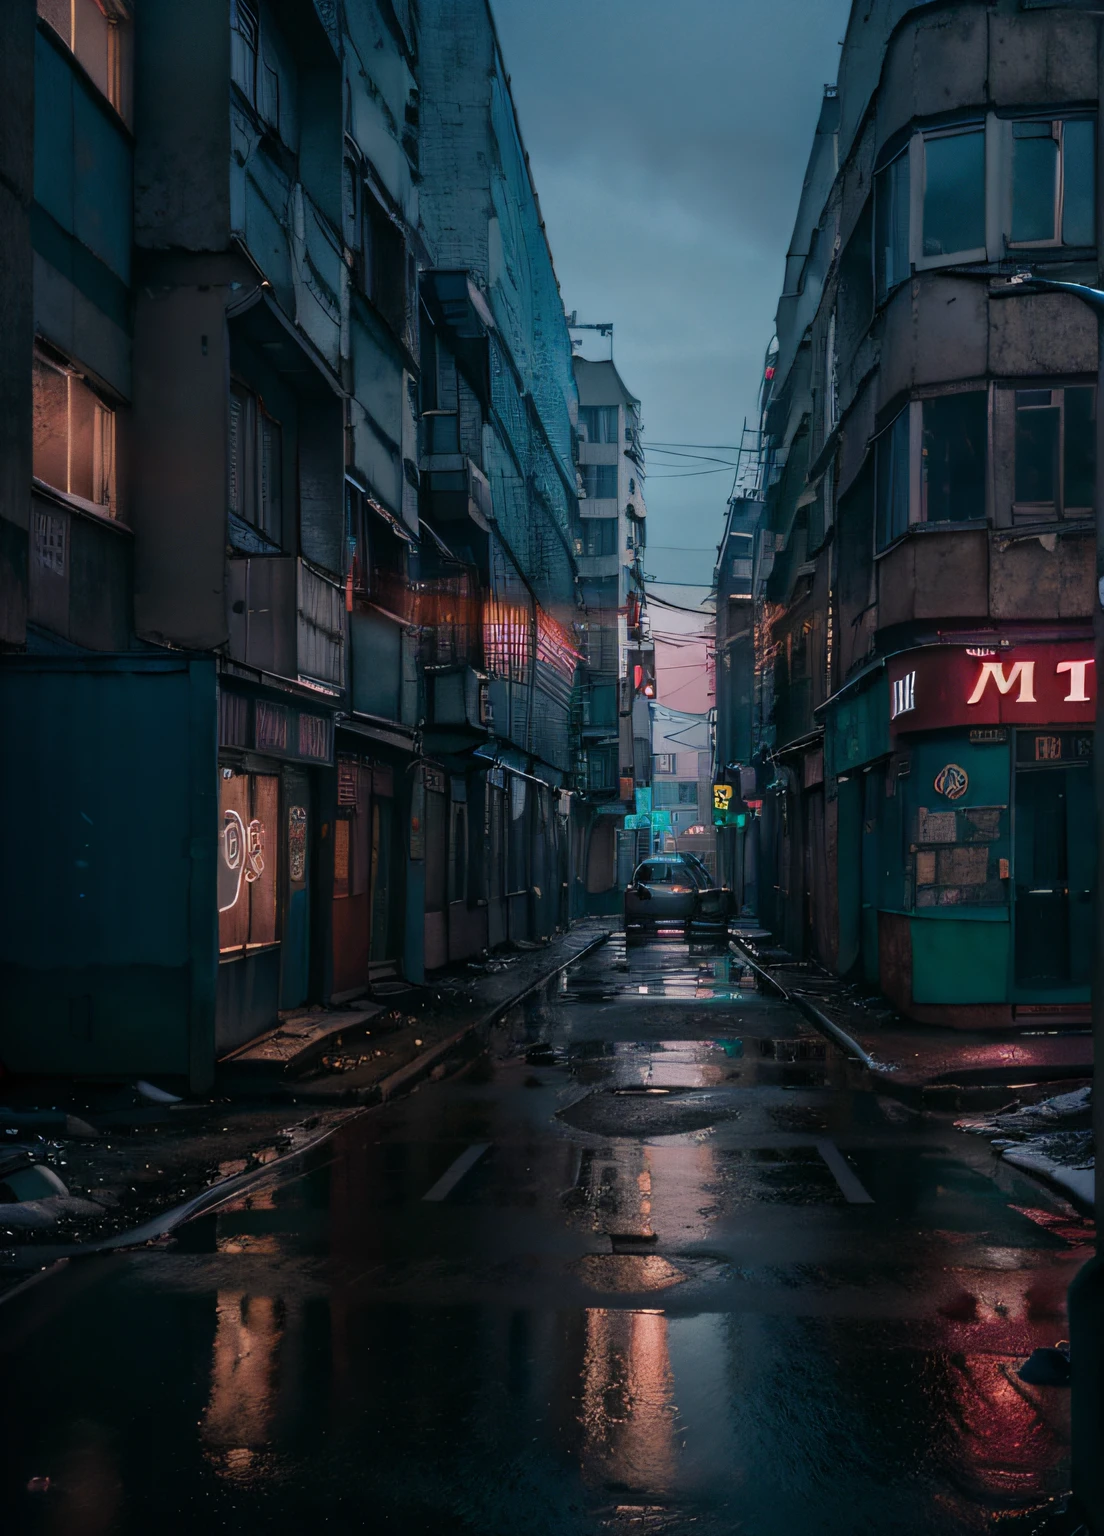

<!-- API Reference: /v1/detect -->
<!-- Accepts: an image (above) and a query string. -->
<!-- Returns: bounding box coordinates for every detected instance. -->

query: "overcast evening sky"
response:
[492,0,854,590]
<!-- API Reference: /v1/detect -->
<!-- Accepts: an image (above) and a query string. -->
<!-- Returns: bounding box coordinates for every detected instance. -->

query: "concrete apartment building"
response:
[0,0,598,1088]
[571,354,655,905]
[719,0,1099,1027]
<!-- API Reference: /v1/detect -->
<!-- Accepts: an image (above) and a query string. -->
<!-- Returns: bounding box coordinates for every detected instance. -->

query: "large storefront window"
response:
[218,769,278,952]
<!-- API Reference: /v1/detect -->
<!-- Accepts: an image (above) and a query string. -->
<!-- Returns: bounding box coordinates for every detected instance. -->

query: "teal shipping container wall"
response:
[0,658,218,1089]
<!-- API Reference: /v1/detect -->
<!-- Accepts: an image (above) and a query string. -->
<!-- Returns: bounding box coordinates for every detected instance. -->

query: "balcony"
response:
[297,561,345,690]
[426,665,492,735]
[578,441,619,466]
[421,438,493,531]
[227,556,345,692]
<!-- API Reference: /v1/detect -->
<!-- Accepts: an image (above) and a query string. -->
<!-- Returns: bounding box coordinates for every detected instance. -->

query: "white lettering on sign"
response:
[1056,658,1095,703]
[891,670,916,719]
[966,660,1036,706]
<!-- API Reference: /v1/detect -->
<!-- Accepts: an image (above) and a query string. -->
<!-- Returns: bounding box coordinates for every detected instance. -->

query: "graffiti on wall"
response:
[288,805,307,882]
[218,811,266,912]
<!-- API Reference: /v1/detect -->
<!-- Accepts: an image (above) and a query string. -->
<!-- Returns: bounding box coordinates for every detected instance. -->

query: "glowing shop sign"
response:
[218,810,266,912]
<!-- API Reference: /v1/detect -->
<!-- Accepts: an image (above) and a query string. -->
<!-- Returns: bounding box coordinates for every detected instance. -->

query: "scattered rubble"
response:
[957,1087,1094,1209]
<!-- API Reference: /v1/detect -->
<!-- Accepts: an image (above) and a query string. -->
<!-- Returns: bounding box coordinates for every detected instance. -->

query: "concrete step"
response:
[219,1007,384,1076]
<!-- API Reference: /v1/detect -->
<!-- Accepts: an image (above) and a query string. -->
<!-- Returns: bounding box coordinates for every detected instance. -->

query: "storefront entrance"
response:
[1013,730,1093,992]
[332,755,402,997]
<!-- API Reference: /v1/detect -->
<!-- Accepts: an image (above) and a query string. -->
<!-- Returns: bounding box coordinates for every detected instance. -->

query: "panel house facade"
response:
[417,0,590,962]
[0,0,592,1089]
[571,355,653,907]
[747,0,1099,1026]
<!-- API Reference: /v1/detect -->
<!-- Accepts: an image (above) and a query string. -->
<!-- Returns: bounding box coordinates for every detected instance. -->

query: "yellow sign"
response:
[712,783,733,813]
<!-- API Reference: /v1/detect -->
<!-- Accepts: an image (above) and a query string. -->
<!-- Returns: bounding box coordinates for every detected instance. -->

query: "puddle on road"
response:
[571,1253,692,1293]
[559,1088,739,1140]
[711,1147,846,1207]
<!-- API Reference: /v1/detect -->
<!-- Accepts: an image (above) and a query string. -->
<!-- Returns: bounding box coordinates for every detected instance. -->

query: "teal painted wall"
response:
[34,27,132,284]
[0,659,217,1081]
[911,915,1010,1004]
[901,730,1012,1004]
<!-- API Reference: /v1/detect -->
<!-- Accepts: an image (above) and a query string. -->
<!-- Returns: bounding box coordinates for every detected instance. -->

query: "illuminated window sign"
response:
[888,645,1095,732]
[891,670,915,719]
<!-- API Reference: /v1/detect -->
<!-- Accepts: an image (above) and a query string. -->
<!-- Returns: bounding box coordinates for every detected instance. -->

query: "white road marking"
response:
[422,1143,491,1202]
[817,1140,874,1204]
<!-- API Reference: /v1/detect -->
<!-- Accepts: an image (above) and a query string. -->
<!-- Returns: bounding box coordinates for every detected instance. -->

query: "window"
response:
[38,0,132,122]
[345,165,411,343]
[875,407,910,549]
[653,780,698,808]
[578,518,618,558]
[587,748,616,791]
[229,383,282,543]
[578,406,619,444]
[1010,117,1095,248]
[921,392,987,524]
[684,853,713,887]
[32,348,116,517]
[218,769,278,952]
[231,0,258,106]
[581,464,618,499]
[875,150,910,301]
[652,753,676,774]
[1014,386,1095,519]
[921,128,986,259]
[877,392,988,548]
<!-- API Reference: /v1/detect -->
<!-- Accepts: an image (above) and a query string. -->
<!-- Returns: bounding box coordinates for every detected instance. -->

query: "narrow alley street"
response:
[1,935,1090,1535]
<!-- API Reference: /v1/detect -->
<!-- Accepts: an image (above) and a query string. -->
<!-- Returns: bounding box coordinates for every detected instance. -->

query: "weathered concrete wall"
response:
[134,0,231,251]
[877,529,988,627]
[132,280,231,649]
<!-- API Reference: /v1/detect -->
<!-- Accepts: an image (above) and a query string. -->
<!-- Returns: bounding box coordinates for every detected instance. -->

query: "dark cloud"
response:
[492,0,852,584]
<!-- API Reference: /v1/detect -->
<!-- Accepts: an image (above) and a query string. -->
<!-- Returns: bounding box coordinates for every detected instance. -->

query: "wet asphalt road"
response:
[0,936,1093,1535]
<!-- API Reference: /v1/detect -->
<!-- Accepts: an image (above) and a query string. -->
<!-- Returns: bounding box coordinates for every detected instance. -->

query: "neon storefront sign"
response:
[218,810,266,912]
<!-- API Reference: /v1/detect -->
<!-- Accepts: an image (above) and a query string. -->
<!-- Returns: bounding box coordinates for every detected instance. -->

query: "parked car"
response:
[624,853,731,940]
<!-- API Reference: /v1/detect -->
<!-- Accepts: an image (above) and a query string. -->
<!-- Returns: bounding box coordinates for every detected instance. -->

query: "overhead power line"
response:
[646,441,745,451]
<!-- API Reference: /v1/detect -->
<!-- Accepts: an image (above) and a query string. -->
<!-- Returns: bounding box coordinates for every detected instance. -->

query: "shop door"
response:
[332,760,371,998]
[1014,746,1093,990]
[280,768,312,1010]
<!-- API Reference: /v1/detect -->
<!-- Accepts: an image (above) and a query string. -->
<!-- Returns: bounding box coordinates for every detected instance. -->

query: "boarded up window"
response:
[219,769,278,951]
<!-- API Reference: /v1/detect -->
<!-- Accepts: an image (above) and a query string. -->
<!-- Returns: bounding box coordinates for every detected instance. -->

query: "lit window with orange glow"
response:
[32,348,117,518]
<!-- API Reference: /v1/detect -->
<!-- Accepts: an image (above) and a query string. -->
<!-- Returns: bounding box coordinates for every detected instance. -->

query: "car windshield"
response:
[636,862,670,884]
[683,856,713,887]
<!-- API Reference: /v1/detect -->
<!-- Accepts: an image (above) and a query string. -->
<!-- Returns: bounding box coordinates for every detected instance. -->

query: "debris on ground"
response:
[957,1087,1094,1208]
[135,1080,182,1105]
